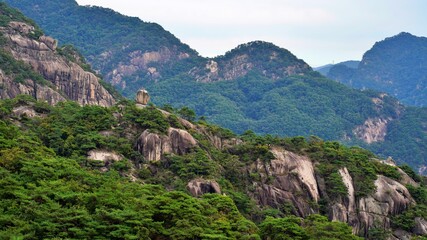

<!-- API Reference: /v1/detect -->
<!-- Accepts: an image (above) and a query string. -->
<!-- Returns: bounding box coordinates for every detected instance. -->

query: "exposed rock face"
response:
[87,149,123,162]
[331,174,414,236]
[135,128,197,161]
[413,217,427,235]
[419,166,427,176]
[135,88,150,105]
[353,117,390,143]
[187,179,221,197]
[0,70,66,105]
[330,168,356,224]
[250,147,319,217]
[190,41,311,83]
[0,21,116,106]
[107,47,192,88]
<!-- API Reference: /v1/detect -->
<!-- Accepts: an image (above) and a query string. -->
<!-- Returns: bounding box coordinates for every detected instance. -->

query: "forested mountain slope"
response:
[2,1,426,173]
[1,95,427,239]
[2,0,203,96]
[0,3,117,106]
[327,32,427,107]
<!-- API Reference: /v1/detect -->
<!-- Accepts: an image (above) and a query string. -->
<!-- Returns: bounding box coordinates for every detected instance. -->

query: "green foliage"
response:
[372,160,401,181]
[309,140,378,199]
[259,216,309,240]
[400,164,422,183]
[168,148,218,180]
[3,0,426,172]
[365,107,427,169]
[3,0,200,89]
[303,215,362,240]
[367,227,391,240]
[0,157,259,239]
[259,215,362,240]
[328,32,427,107]
[124,104,170,134]
[407,185,427,204]
[0,2,42,32]
[178,106,196,122]
[0,49,48,85]
[0,96,421,239]
[34,101,117,157]
[392,205,427,231]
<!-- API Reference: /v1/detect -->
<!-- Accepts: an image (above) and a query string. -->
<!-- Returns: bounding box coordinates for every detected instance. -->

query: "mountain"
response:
[327,32,427,107]
[143,42,427,172]
[315,60,360,76]
[0,3,117,106]
[1,95,426,239]
[2,0,426,173]
[2,0,203,96]
[189,41,312,82]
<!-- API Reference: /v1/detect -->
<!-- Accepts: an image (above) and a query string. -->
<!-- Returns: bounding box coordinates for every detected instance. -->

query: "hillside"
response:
[0,2,117,106]
[1,95,427,239]
[142,43,427,172]
[315,60,359,76]
[327,32,427,107]
[2,0,203,96]
[2,1,426,173]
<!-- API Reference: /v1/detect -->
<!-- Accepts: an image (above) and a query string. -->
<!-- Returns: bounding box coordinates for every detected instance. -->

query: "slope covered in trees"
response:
[1,1,426,172]
[327,32,427,107]
[1,95,427,239]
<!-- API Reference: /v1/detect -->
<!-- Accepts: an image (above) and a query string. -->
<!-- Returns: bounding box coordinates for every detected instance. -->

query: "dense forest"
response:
[326,32,427,107]
[0,3,426,238]
[0,95,427,239]
[2,0,427,172]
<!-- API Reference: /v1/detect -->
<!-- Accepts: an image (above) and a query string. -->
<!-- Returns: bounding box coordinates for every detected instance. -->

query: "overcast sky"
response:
[75,0,427,67]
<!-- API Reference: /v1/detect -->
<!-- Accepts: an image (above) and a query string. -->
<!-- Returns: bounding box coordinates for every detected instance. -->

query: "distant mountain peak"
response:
[189,41,312,82]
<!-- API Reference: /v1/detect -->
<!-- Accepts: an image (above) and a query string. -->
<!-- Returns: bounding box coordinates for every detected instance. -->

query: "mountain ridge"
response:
[0,2,117,106]
[327,32,427,107]
[1,95,426,239]
[2,0,426,173]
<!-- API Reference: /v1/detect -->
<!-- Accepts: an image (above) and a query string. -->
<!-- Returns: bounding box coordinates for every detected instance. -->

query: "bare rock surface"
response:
[250,147,319,217]
[87,149,124,162]
[187,179,221,197]
[135,127,197,161]
[0,21,116,106]
[135,88,150,105]
[353,117,390,143]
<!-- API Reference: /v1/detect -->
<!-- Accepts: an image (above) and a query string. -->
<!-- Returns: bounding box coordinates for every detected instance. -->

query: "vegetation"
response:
[3,0,201,92]
[1,96,427,238]
[0,2,42,36]
[327,32,427,107]
[3,0,426,171]
[0,48,48,85]
[259,214,364,240]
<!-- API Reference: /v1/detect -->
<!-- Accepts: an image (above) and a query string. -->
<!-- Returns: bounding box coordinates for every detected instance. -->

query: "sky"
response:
[75,0,427,67]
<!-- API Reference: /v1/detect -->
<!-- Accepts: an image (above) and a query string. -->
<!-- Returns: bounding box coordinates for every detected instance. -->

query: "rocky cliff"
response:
[0,18,116,106]
[3,95,426,239]
[244,145,423,237]
[190,41,312,82]
[124,105,426,238]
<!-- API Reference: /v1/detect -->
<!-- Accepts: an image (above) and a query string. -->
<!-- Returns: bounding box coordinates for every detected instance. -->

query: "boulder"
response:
[187,179,221,197]
[413,217,427,235]
[87,149,123,162]
[251,147,319,217]
[135,88,150,105]
[135,127,197,162]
